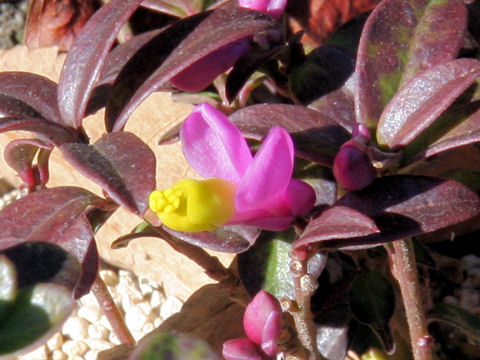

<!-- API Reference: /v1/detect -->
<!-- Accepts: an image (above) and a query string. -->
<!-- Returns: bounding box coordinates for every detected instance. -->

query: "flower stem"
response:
[388,239,434,360]
[288,258,326,360]
[91,274,135,345]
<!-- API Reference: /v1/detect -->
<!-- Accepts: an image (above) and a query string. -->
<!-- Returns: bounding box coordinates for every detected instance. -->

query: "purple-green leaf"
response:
[0,117,80,145]
[164,224,260,253]
[57,0,143,128]
[106,3,278,131]
[59,132,156,215]
[377,59,480,149]
[4,139,52,190]
[294,206,380,251]
[0,72,61,123]
[296,175,480,251]
[229,103,350,165]
[356,0,467,127]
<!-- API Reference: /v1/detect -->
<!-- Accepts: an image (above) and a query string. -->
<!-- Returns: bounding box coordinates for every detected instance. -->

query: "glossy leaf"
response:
[289,45,354,104]
[377,59,480,149]
[229,103,350,166]
[4,139,52,190]
[0,117,80,146]
[238,229,327,299]
[57,0,143,128]
[315,305,351,360]
[349,270,395,353]
[164,224,261,253]
[0,243,79,358]
[59,132,156,215]
[0,72,61,123]
[355,0,467,127]
[106,3,278,131]
[129,332,221,360]
[294,206,380,251]
[428,303,480,343]
[296,175,480,250]
[0,187,108,253]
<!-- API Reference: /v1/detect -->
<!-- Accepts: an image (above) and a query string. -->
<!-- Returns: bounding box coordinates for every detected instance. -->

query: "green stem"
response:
[389,239,434,360]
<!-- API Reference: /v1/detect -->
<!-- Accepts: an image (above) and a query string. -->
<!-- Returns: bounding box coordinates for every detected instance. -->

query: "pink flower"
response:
[238,0,287,19]
[180,102,315,231]
[223,290,283,360]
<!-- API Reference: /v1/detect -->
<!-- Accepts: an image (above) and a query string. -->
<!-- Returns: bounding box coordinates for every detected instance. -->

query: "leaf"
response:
[164,224,261,253]
[59,132,156,215]
[129,332,222,360]
[315,305,351,360]
[428,303,480,343]
[376,59,480,149]
[349,270,395,353]
[294,206,380,251]
[355,0,467,127]
[297,175,480,250]
[57,0,143,128]
[3,139,52,190]
[229,103,350,166]
[238,229,327,299]
[0,187,108,253]
[0,117,80,146]
[289,45,354,104]
[0,243,79,358]
[106,3,278,131]
[0,72,61,123]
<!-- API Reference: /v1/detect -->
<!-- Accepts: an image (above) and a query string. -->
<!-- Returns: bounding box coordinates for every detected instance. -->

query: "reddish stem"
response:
[91,274,135,345]
[389,239,434,360]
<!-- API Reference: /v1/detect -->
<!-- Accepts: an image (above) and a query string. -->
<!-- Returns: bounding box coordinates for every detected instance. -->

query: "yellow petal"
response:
[149,178,235,232]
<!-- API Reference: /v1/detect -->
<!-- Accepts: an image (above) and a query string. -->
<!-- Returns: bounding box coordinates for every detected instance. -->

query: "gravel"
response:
[0,0,28,50]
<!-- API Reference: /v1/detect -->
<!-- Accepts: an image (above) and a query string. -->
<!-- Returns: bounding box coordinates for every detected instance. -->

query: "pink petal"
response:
[170,40,251,92]
[238,0,287,19]
[236,127,294,212]
[222,338,263,360]
[181,103,252,182]
[283,179,316,216]
[244,290,282,346]
[261,312,282,357]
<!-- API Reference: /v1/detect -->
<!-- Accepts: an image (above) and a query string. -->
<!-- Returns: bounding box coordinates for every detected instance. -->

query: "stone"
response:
[84,339,115,352]
[88,323,110,340]
[61,340,88,357]
[51,350,67,360]
[62,317,90,341]
[19,345,48,360]
[100,270,119,287]
[150,289,165,308]
[46,333,64,352]
[77,305,102,324]
[160,296,183,319]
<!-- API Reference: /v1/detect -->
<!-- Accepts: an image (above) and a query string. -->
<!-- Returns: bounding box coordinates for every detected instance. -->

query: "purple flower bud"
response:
[352,123,371,142]
[223,338,264,360]
[333,139,376,191]
[243,290,282,355]
[238,0,287,19]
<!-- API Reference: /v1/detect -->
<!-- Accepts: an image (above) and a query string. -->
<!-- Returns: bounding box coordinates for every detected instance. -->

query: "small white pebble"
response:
[51,350,67,360]
[61,340,88,356]
[62,317,90,340]
[78,292,98,307]
[150,290,164,308]
[99,315,113,331]
[77,305,102,324]
[84,339,114,352]
[160,297,183,319]
[139,282,153,296]
[88,322,110,340]
[109,331,121,345]
[125,307,148,332]
[143,322,155,334]
[84,350,99,360]
[100,270,119,287]
[19,345,48,360]
[46,333,64,352]
[154,318,162,327]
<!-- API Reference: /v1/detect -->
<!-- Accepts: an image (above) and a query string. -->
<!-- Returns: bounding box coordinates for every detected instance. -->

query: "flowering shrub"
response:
[2,0,480,359]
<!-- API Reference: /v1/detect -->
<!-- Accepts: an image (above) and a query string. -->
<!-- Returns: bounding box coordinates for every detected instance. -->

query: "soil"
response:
[0,0,28,50]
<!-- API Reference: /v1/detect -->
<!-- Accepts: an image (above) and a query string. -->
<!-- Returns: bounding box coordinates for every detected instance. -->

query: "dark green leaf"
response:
[428,303,480,342]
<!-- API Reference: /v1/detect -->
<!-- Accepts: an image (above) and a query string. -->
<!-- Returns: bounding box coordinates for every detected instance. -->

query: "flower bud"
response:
[223,338,264,360]
[333,138,376,191]
[243,290,282,356]
[238,0,287,19]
